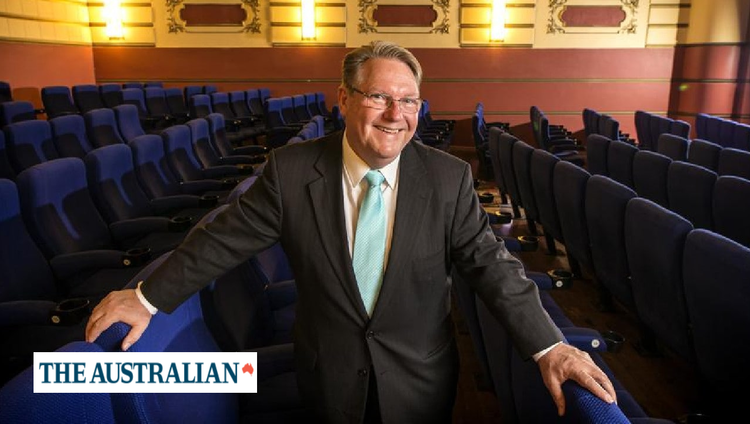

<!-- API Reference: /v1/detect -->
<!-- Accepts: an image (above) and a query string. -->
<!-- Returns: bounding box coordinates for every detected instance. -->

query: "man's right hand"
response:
[85,289,153,351]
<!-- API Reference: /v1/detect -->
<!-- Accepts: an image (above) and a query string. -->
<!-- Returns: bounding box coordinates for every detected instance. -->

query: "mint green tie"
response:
[353,170,386,316]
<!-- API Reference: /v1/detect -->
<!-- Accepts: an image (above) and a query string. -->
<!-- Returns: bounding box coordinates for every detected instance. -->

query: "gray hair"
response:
[341,40,423,91]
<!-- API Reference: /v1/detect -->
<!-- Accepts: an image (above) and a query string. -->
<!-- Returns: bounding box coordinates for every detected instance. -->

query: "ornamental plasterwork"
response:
[358,0,450,34]
[166,0,261,34]
[547,0,639,35]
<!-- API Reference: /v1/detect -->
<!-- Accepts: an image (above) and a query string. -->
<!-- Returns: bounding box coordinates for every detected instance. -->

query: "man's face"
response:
[338,58,420,169]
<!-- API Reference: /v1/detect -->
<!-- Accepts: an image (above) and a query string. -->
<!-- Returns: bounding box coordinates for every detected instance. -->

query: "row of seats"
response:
[530,106,585,166]
[472,102,511,183]
[634,110,691,151]
[587,134,750,248]
[582,108,634,144]
[490,127,749,420]
[695,112,750,151]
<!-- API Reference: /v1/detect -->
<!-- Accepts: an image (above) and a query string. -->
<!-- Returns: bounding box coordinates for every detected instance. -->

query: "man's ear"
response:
[337,86,349,118]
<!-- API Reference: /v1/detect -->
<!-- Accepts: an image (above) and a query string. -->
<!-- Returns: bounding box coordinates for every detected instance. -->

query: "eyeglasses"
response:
[350,87,422,114]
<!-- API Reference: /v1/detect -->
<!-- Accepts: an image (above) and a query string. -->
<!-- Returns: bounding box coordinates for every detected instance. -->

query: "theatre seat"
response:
[84,108,125,148]
[50,114,94,159]
[4,120,59,174]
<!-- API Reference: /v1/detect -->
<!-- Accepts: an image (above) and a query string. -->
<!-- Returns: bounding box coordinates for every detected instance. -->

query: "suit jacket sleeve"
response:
[141,150,284,313]
[449,161,564,359]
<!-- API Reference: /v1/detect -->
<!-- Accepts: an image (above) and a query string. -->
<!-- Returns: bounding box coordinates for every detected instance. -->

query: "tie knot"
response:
[364,170,385,188]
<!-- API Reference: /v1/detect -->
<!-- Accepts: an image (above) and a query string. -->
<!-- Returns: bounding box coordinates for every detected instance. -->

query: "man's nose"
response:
[381,100,404,120]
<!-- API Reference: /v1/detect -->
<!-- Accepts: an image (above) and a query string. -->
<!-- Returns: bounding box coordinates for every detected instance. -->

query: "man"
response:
[86,41,616,423]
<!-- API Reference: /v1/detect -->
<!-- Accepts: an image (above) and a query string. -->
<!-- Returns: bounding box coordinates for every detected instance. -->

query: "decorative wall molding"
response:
[547,0,638,35]
[358,0,450,34]
[166,0,261,34]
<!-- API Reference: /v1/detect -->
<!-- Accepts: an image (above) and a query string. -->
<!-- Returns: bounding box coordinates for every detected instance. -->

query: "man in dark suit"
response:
[87,41,616,423]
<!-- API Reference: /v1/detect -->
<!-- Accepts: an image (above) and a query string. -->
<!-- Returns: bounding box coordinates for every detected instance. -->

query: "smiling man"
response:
[86,41,615,424]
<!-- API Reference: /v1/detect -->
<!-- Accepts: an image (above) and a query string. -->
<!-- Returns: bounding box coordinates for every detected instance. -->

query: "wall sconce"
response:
[104,0,124,39]
[490,0,507,42]
[301,0,316,40]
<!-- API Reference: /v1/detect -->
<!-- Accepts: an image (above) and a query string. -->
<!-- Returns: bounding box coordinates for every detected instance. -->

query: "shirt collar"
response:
[342,132,400,189]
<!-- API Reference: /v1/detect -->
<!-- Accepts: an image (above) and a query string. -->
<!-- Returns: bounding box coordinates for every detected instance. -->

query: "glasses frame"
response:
[349,87,422,114]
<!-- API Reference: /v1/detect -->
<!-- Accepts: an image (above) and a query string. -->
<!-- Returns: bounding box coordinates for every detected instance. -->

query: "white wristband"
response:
[533,341,562,362]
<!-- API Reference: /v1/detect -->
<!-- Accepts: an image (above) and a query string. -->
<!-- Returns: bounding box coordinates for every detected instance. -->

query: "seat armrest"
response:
[179,179,227,194]
[233,145,268,156]
[560,327,608,353]
[109,217,171,242]
[149,195,201,214]
[266,280,298,310]
[0,300,60,326]
[202,165,240,179]
[50,250,131,279]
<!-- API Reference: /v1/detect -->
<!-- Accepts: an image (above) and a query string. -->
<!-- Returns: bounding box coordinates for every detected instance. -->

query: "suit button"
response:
[366,330,375,340]
[358,368,368,377]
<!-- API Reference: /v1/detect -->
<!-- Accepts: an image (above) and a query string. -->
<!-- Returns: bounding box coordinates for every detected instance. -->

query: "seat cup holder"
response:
[517,235,539,252]
[50,298,91,325]
[122,247,152,267]
[478,192,494,204]
[237,164,254,175]
[169,216,193,232]
[601,330,625,352]
[547,269,573,289]
[222,178,239,189]
[493,211,513,225]
[199,195,219,207]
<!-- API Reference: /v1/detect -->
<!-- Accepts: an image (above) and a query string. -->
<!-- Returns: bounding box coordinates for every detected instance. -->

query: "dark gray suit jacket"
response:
[143,131,563,423]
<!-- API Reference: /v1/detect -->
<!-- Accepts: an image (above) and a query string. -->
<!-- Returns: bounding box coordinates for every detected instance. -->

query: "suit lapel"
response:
[308,134,369,321]
[371,142,432,322]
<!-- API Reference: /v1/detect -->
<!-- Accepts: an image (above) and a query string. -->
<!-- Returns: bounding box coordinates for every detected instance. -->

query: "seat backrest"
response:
[0,130,16,180]
[634,110,651,150]
[120,88,148,118]
[705,116,723,146]
[93,251,238,424]
[161,124,205,181]
[487,127,507,196]
[553,161,593,270]
[122,82,143,89]
[50,114,94,159]
[603,115,620,141]
[530,149,563,243]
[229,91,251,117]
[667,161,717,230]
[246,89,264,117]
[203,85,217,95]
[632,150,671,208]
[712,175,750,248]
[280,96,298,125]
[259,88,271,104]
[683,228,750,410]
[129,134,183,198]
[625,197,693,360]
[84,143,153,222]
[265,98,286,129]
[210,92,236,118]
[205,113,234,158]
[0,178,58,302]
[730,122,750,151]
[4,119,58,174]
[0,80,11,103]
[695,113,709,140]
[717,147,750,180]
[656,133,689,161]
[0,341,115,424]
[190,94,213,118]
[292,94,311,121]
[41,86,79,119]
[718,119,736,148]
[144,81,163,88]
[144,87,170,116]
[0,101,36,128]
[113,104,146,143]
[686,138,721,172]
[84,108,125,148]
[305,92,321,116]
[99,83,123,108]
[497,132,522,212]
[606,140,637,188]
[315,91,330,115]
[187,118,221,168]
[17,157,113,257]
[512,140,540,222]
[164,87,188,116]
[72,84,105,114]
[670,119,691,139]
[585,134,610,176]
[586,175,637,311]
[183,85,202,102]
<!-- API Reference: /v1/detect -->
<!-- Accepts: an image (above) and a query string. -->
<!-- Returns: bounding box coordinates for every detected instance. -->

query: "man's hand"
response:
[85,289,152,351]
[537,343,617,416]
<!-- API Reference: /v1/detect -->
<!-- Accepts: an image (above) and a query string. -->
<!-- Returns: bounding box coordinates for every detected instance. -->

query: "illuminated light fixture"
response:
[104,0,125,39]
[301,0,316,40]
[490,0,507,42]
